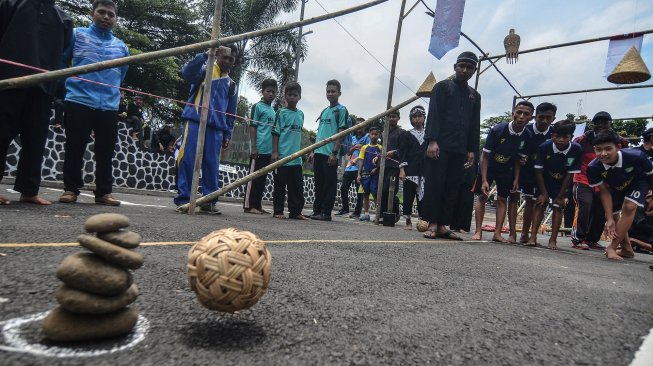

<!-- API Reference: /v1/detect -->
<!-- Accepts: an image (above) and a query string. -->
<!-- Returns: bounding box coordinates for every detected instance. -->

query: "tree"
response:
[613,119,648,137]
[236,95,253,124]
[481,112,512,134]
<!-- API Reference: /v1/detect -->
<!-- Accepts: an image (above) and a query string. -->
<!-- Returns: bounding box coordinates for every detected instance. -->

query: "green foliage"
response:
[565,113,576,121]
[481,112,512,134]
[612,119,648,137]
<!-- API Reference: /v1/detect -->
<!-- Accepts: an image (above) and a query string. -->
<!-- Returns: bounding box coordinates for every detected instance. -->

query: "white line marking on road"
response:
[0,312,149,358]
[631,327,653,366]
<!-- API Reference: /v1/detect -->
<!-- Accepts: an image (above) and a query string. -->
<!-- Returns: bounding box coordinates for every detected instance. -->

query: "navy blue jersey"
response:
[534,140,582,184]
[483,122,532,178]
[587,149,653,192]
[520,123,552,183]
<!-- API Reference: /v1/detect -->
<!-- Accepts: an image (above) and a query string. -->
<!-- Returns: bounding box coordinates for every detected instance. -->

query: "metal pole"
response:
[511,95,517,111]
[518,83,653,99]
[375,0,407,225]
[473,59,482,90]
[0,0,390,90]
[177,96,420,212]
[294,0,307,80]
[188,0,223,215]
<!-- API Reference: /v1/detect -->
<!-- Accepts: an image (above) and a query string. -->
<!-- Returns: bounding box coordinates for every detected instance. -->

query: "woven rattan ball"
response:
[416,220,429,232]
[187,228,272,312]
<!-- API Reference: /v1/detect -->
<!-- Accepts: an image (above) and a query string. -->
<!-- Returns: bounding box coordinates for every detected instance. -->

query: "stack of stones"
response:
[42,213,144,342]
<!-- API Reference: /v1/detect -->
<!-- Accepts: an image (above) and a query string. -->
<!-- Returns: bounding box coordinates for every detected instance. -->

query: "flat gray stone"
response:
[42,306,139,342]
[98,230,141,249]
[55,284,139,314]
[85,213,130,233]
[56,253,133,296]
[78,234,144,269]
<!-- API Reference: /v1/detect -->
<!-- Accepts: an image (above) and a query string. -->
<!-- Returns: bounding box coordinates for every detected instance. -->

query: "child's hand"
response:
[519,156,527,166]
[604,219,617,240]
[553,196,565,208]
[370,168,378,176]
[511,180,519,193]
[357,175,361,183]
[536,194,548,206]
[250,148,259,159]
[399,168,406,181]
[271,152,278,162]
[481,181,490,196]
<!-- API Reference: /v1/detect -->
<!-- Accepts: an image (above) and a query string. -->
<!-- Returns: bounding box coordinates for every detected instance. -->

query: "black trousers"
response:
[273,165,304,216]
[0,88,51,196]
[450,183,474,231]
[244,154,271,210]
[340,169,362,214]
[380,167,400,215]
[402,178,422,218]
[571,183,605,244]
[63,101,118,197]
[421,150,466,225]
[313,153,337,216]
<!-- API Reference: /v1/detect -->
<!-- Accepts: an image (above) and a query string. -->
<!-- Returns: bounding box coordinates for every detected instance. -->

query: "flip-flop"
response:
[436,230,463,241]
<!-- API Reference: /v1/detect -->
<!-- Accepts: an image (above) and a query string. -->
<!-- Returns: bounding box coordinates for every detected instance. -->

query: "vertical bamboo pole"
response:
[375,0,407,225]
[294,0,307,80]
[188,0,223,215]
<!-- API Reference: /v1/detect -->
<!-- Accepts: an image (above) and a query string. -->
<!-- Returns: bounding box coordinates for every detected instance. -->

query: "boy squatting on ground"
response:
[244,78,277,215]
[527,120,582,249]
[271,81,307,220]
[472,101,534,243]
[587,130,653,261]
[518,102,557,243]
[356,127,382,222]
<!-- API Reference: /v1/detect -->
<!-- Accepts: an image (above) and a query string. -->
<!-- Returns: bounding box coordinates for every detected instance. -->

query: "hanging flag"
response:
[604,33,643,77]
[428,0,466,59]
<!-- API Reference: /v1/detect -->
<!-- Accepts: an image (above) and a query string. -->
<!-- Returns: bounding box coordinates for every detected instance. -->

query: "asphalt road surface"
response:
[1,184,652,365]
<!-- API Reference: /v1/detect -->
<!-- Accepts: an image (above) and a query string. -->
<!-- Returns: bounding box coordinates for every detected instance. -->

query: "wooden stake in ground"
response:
[188,0,223,215]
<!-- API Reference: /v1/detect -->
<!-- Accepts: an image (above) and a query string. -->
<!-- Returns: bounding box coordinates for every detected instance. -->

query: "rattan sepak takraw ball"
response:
[416,220,429,232]
[187,228,272,312]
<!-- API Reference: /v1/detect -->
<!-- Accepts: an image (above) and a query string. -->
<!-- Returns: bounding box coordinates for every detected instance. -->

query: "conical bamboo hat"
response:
[607,46,651,84]
[416,72,437,97]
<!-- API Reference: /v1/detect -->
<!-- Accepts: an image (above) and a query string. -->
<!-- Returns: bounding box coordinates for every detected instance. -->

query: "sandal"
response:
[436,230,464,241]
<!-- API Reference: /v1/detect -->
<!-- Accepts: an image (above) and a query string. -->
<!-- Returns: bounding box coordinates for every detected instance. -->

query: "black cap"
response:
[592,111,612,122]
[642,127,653,138]
[456,51,478,65]
[410,106,426,117]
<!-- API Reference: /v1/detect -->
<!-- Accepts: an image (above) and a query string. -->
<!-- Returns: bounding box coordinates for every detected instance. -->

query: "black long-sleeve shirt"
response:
[424,79,481,155]
[0,0,72,95]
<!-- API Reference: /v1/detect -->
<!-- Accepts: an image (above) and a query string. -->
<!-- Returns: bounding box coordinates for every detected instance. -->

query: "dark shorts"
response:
[610,178,649,213]
[359,174,378,195]
[534,182,564,208]
[519,179,537,198]
[473,174,513,198]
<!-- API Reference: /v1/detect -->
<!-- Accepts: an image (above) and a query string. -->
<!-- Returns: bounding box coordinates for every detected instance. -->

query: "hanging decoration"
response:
[607,45,651,84]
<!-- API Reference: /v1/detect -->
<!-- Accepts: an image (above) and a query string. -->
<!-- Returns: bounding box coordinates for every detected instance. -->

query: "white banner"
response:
[604,35,643,77]
[428,0,466,59]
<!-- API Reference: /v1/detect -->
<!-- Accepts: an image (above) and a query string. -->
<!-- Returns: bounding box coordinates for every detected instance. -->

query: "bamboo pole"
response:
[188,0,223,215]
[518,83,653,99]
[375,0,407,224]
[176,96,420,213]
[0,0,389,91]
[481,29,653,61]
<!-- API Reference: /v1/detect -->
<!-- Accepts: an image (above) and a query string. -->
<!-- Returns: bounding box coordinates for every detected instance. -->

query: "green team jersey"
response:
[273,107,304,166]
[315,104,347,156]
[249,101,275,154]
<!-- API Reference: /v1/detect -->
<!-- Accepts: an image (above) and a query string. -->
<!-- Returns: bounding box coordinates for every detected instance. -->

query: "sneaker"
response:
[58,191,78,203]
[588,242,606,250]
[359,214,370,221]
[349,213,360,219]
[95,194,120,206]
[572,241,590,250]
[199,202,222,215]
[335,210,349,216]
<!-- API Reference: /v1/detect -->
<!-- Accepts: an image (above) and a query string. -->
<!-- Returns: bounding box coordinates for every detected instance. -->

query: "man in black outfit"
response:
[126,95,145,140]
[379,110,403,220]
[422,51,481,240]
[0,0,73,205]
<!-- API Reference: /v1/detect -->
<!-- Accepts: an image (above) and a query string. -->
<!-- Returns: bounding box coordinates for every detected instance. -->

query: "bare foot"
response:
[0,195,9,205]
[492,235,508,243]
[547,241,558,250]
[273,214,285,219]
[519,235,530,244]
[605,247,624,261]
[19,195,51,205]
[524,240,537,247]
[244,208,262,214]
[616,248,635,259]
[471,231,482,240]
[404,222,412,231]
[508,234,517,244]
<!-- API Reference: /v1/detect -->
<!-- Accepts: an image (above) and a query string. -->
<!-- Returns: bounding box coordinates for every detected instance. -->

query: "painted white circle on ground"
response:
[0,311,148,358]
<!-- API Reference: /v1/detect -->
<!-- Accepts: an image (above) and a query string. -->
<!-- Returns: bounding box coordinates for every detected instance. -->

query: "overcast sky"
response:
[238,0,653,132]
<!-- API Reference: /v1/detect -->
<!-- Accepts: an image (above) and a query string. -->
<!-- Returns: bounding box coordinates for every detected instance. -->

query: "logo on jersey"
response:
[494,154,511,164]
[549,172,564,180]
[500,138,506,144]
[601,171,608,178]
[566,158,575,166]
[615,176,633,191]
[625,167,634,173]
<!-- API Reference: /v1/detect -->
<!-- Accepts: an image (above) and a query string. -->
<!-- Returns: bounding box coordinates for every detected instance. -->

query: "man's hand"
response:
[519,155,527,166]
[328,154,337,166]
[481,181,490,196]
[399,167,406,181]
[464,152,475,169]
[511,180,519,193]
[222,138,230,149]
[249,148,258,160]
[536,193,549,206]
[357,174,362,183]
[604,219,617,240]
[553,196,565,208]
[427,141,440,160]
[271,152,278,162]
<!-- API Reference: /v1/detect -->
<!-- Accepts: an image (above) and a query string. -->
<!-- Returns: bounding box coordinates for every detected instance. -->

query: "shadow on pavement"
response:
[180,317,267,350]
